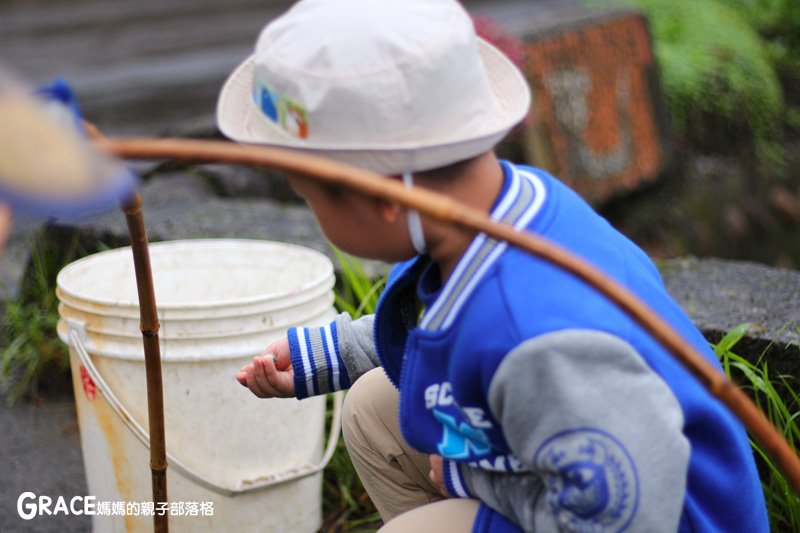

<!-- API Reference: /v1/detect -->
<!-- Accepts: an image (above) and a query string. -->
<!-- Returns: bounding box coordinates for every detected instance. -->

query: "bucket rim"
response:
[56,272,335,316]
[58,304,336,360]
[57,292,335,340]
[56,238,335,310]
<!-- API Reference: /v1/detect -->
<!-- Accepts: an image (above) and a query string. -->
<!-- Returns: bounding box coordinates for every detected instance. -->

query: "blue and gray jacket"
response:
[288,161,769,532]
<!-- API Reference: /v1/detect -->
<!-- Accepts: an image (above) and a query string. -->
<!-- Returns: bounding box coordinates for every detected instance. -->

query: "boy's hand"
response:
[429,454,449,497]
[235,337,295,398]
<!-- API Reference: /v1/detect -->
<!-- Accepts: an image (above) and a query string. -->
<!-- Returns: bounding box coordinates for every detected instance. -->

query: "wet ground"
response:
[0,391,89,532]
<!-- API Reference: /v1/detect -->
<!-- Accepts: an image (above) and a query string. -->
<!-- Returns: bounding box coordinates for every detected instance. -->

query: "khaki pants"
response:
[342,368,479,532]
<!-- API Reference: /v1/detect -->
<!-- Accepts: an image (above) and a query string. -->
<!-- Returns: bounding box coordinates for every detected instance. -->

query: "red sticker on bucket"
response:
[80,366,97,401]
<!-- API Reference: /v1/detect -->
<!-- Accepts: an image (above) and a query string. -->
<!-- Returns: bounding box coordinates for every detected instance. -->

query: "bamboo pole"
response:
[81,122,170,531]
[121,191,169,533]
[97,137,800,495]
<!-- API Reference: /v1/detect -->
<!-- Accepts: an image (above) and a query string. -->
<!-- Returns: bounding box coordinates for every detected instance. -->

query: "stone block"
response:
[470,0,670,204]
[660,257,800,376]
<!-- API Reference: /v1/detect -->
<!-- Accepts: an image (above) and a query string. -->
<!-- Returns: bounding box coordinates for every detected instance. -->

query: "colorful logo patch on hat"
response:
[253,79,309,139]
[254,80,279,122]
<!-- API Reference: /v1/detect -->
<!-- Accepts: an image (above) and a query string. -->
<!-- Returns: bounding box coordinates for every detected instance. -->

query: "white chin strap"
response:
[403,170,427,255]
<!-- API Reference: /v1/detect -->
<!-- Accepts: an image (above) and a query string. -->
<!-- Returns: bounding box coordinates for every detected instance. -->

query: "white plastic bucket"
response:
[56,239,341,532]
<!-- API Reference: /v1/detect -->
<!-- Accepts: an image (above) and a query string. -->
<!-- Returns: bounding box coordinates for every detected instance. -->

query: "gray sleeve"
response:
[334,313,380,382]
[471,329,689,532]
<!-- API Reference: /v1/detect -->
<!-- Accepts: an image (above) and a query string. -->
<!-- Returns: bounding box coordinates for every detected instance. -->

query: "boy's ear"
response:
[376,198,401,223]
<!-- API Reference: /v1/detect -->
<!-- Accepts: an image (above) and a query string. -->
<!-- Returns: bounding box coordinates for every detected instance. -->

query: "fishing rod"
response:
[95,136,800,496]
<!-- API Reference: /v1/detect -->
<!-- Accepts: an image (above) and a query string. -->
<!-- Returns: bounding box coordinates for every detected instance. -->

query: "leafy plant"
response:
[322,249,388,531]
[1,224,122,403]
[1,296,66,403]
[712,323,800,531]
[596,0,785,162]
[725,0,800,84]
[0,226,86,403]
[321,407,381,532]
[332,248,387,320]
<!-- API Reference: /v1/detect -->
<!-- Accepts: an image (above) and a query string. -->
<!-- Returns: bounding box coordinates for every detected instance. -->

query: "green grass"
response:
[320,414,381,532]
[0,294,66,403]
[712,323,800,531]
[4,236,799,530]
[0,226,86,403]
[322,250,386,531]
[332,248,387,320]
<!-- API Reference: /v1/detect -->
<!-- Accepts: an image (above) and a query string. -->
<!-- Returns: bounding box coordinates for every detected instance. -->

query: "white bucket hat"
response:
[216,0,530,175]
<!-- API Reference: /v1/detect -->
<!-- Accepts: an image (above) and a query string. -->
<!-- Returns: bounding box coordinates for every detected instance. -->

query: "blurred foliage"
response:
[332,248,387,320]
[0,226,87,403]
[321,394,381,532]
[1,224,124,403]
[603,0,786,162]
[726,0,800,88]
[1,293,67,404]
[322,249,387,531]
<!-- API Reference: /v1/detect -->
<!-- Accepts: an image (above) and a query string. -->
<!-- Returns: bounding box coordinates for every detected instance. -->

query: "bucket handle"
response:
[67,319,343,497]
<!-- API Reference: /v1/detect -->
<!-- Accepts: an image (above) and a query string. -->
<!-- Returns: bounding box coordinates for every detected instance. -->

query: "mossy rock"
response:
[612,0,784,158]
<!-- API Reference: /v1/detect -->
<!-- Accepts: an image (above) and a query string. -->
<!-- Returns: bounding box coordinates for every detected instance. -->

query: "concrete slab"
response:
[0,396,89,532]
[661,257,800,374]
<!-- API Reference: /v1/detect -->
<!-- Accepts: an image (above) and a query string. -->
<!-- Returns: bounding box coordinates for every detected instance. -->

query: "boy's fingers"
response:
[260,337,291,368]
[253,356,282,397]
[264,356,295,397]
[259,347,277,359]
[239,353,293,398]
[246,358,276,398]
[275,350,292,371]
[262,347,291,371]
[244,368,266,398]
[235,363,254,386]
[258,349,287,371]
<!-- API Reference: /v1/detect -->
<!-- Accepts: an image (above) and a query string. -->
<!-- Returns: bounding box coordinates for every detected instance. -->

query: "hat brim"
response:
[216,39,530,174]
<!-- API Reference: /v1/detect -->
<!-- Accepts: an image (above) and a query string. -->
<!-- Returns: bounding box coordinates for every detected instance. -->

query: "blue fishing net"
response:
[0,77,137,220]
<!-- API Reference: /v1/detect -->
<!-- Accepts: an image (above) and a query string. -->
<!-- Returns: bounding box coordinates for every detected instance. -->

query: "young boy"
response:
[223,0,769,531]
